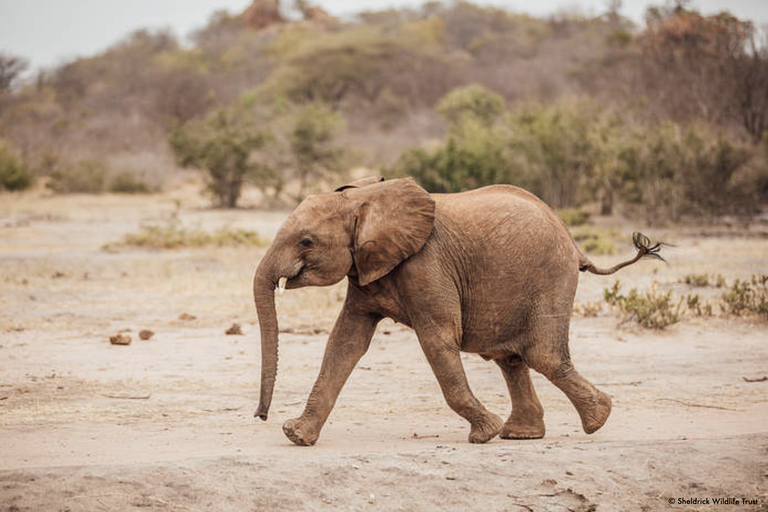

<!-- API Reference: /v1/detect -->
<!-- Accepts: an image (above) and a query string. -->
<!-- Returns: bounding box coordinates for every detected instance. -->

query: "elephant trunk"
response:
[253,256,280,421]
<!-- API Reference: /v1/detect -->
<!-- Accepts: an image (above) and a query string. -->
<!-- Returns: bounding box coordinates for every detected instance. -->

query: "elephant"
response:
[252,177,663,446]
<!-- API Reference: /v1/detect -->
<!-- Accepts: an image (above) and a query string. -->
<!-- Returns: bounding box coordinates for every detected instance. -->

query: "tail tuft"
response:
[632,232,667,263]
[581,232,668,275]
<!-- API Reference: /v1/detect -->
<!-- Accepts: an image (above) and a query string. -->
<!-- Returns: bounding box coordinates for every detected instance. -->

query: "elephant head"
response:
[252,177,435,420]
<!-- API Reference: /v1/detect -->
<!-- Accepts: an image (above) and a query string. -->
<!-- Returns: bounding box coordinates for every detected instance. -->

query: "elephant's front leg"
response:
[283,305,379,446]
[416,326,503,443]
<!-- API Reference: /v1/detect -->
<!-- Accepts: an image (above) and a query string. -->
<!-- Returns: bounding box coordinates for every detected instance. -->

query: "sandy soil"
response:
[1,190,767,511]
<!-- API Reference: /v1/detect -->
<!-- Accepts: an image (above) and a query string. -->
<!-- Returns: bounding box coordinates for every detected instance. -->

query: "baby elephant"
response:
[252,177,662,445]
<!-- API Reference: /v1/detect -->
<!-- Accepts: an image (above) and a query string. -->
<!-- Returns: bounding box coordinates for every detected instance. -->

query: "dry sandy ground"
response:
[1,189,767,511]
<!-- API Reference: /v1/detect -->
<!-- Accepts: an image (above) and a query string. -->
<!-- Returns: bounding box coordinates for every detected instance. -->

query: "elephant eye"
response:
[300,238,313,248]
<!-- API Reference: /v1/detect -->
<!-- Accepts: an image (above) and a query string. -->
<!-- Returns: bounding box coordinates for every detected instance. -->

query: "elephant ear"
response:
[334,176,385,192]
[350,178,435,286]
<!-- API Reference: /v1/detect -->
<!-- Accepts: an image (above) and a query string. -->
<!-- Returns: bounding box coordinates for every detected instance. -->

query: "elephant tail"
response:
[579,232,667,276]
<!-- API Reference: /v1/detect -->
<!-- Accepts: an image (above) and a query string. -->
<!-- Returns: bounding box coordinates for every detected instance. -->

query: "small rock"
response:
[368,493,375,504]
[109,333,132,345]
[52,271,66,279]
[139,330,154,340]
[226,323,243,335]
[179,313,197,321]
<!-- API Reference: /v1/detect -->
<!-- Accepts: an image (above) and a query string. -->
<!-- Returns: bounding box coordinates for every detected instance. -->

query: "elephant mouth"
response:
[276,264,306,295]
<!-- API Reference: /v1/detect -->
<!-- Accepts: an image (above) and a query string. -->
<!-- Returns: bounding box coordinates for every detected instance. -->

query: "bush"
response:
[0,143,32,191]
[720,275,768,321]
[109,171,153,194]
[47,159,108,193]
[685,294,713,317]
[387,115,516,193]
[437,84,505,125]
[571,227,618,255]
[557,208,590,227]
[680,273,726,288]
[392,90,766,220]
[604,281,683,329]
[390,96,612,209]
[105,220,268,250]
[580,237,617,255]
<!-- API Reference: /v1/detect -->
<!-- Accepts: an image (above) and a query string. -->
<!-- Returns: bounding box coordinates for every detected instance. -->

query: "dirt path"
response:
[1,192,767,511]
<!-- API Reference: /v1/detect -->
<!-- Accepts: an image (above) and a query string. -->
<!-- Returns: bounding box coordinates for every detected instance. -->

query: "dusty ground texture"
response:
[1,189,767,512]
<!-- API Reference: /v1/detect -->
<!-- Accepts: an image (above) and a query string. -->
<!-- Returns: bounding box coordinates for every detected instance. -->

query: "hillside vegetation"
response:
[1,0,767,220]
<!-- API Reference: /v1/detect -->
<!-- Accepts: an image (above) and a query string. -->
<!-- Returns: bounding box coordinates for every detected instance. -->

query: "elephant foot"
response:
[283,418,319,446]
[468,412,504,444]
[500,414,545,440]
[580,390,612,434]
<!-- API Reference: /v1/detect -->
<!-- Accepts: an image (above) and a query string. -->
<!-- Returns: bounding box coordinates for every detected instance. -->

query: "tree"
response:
[287,103,345,200]
[0,53,28,91]
[169,107,265,207]
[638,6,768,140]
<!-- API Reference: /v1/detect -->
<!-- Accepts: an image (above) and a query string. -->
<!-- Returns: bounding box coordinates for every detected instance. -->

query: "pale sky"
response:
[1,0,767,74]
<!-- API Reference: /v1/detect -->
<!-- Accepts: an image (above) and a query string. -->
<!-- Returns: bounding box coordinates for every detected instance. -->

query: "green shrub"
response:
[437,83,505,125]
[571,227,618,254]
[680,273,726,288]
[386,116,516,193]
[47,160,108,193]
[604,281,683,329]
[720,275,768,320]
[109,172,153,194]
[581,237,617,255]
[557,208,591,227]
[105,220,268,250]
[0,143,32,191]
[685,293,713,317]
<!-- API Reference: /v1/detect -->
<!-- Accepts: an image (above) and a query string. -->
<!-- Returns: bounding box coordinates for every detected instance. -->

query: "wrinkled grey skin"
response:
[253,177,657,446]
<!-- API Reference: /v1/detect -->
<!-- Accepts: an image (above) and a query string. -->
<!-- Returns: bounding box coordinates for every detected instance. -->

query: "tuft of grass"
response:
[604,281,683,329]
[720,275,768,321]
[573,301,602,317]
[680,273,726,288]
[557,208,591,227]
[105,220,268,250]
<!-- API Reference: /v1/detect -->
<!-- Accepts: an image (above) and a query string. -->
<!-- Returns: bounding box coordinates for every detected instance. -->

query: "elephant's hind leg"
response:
[495,356,545,439]
[524,326,612,435]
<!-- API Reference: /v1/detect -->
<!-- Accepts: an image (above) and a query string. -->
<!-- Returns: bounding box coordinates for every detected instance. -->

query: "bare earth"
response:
[1,189,767,511]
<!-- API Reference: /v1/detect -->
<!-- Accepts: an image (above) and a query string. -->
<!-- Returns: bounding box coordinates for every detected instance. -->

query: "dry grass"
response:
[104,220,268,250]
